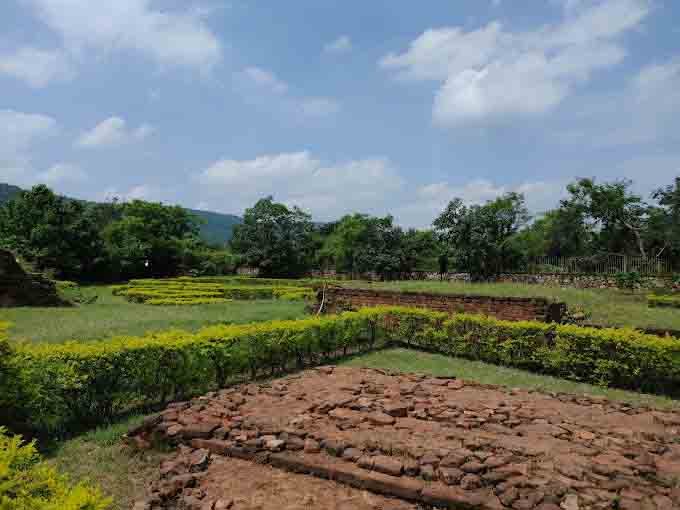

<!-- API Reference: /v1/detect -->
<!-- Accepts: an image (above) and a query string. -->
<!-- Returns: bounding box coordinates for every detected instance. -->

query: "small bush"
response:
[614,271,645,292]
[0,427,111,509]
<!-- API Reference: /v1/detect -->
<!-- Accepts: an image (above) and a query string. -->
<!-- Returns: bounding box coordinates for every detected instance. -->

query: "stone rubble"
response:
[129,366,680,510]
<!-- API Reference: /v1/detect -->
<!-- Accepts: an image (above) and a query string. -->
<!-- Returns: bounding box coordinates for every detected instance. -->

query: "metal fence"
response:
[521,254,674,276]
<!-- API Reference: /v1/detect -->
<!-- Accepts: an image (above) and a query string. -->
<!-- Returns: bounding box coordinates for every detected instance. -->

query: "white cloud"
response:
[242,67,289,94]
[37,162,86,185]
[195,151,567,227]
[196,151,402,219]
[239,67,341,118]
[98,184,159,202]
[324,36,352,54]
[26,0,221,71]
[381,0,649,125]
[0,47,73,88]
[556,56,680,147]
[76,117,155,148]
[396,179,566,227]
[0,110,57,184]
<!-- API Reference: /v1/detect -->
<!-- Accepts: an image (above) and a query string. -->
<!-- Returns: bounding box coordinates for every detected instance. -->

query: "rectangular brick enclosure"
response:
[318,287,566,323]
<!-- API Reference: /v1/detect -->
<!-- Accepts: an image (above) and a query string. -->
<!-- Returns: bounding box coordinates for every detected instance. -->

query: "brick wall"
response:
[319,287,566,323]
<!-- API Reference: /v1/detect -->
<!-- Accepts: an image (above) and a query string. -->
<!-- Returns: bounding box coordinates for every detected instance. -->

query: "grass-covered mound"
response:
[112,277,316,305]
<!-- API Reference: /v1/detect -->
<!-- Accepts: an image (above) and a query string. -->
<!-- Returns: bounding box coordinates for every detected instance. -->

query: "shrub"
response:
[648,295,680,309]
[0,427,111,509]
[112,278,317,305]
[383,307,680,393]
[146,298,229,306]
[3,307,680,436]
[614,271,645,292]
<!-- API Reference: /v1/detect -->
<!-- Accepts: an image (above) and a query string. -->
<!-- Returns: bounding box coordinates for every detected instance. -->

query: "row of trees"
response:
[1,176,678,282]
[0,185,236,281]
[233,177,680,280]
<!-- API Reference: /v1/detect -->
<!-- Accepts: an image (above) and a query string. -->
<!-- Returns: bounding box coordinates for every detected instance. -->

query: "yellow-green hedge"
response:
[2,308,680,435]
[0,427,111,509]
[648,295,680,309]
[146,298,229,306]
[112,278,316,304]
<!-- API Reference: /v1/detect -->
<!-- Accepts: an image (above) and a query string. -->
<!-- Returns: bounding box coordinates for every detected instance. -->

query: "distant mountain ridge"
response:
[0,183,241,245]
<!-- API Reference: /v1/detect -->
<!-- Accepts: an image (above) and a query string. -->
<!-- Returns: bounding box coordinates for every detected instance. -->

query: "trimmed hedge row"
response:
[0,427,111,509]
[2,307,680,436]
[146,298,229,306]
[1,309,384,434]
[112,278,316,305]
[649,295,680,309]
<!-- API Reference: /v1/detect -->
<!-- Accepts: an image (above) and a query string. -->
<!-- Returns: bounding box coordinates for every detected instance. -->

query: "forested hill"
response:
[187,208,242,245]
[0,183,22,204]
[0,183,241,245]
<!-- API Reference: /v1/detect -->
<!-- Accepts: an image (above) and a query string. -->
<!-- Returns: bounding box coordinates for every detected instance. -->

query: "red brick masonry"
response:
[319,287,566,323]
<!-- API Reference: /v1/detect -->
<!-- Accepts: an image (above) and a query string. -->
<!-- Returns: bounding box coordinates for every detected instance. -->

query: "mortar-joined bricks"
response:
[319,287,565,323]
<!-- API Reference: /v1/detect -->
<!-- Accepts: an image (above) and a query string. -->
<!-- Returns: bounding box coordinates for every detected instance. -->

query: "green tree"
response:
[230,197,314,277]
[103,200,200,278]
[318,214,412,279]
[0,185,106,279]
[434,193,529,281]
[650,177,680,262]
[511,207,593,258]
[563,178,649,256]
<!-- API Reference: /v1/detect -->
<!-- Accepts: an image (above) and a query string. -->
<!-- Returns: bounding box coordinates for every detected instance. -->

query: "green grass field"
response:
[48,347,679,509]
[345,280,680,330]
[0,286,307,344]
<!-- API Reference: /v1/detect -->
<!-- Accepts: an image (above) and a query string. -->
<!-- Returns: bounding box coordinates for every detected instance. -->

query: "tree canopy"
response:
[434,193,529,280]
[230,197,314,278]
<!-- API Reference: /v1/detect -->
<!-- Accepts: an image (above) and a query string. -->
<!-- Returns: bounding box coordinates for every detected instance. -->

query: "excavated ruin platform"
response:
[130,366,680,510]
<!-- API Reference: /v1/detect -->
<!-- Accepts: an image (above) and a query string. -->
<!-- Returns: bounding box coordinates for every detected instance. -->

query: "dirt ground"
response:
[130,366,680,510]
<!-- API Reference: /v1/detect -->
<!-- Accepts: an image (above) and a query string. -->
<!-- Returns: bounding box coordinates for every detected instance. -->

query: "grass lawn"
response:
[47,415,168,510]
[342,347,680,409]
[49,346,680,509]
[0,286,307,344]
[345,280,680,330]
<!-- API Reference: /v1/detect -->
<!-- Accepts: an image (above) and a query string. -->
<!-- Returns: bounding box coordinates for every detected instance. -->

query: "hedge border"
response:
[2,307,679,436]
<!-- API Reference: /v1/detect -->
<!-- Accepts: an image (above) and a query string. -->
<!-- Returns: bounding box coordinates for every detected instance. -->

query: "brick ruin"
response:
[0,249,63,307]
[317,287,567,323]
[128,366,680,510]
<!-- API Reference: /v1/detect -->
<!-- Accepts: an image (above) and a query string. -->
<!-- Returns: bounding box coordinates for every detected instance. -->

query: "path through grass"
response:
[0,286,307,344]
[345,280,680,330]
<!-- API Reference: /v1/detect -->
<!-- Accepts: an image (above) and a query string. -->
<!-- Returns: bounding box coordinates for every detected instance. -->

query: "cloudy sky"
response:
[1,0,679,227]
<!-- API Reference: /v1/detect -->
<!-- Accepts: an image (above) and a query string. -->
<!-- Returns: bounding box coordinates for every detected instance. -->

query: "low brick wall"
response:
[319,287,565,323]
[308,269,675,289]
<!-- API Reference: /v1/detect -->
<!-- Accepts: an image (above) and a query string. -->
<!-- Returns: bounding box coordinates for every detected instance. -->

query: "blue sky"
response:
[1,0,679,227]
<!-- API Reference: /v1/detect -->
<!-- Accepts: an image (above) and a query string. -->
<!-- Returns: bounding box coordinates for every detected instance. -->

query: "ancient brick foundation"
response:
[0,250,64,307]
[129,366,680,510]
[318,287,566,323]
[308,269,676,290]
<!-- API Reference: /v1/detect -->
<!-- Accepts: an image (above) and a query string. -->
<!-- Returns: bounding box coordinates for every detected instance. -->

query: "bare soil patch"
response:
[130,366,680,509]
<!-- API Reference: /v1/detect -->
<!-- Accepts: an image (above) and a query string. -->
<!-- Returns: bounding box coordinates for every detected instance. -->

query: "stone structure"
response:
[0,249,63,307]
[129,366,680,510]
[318,287,566,323]
[309,269,676,290]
